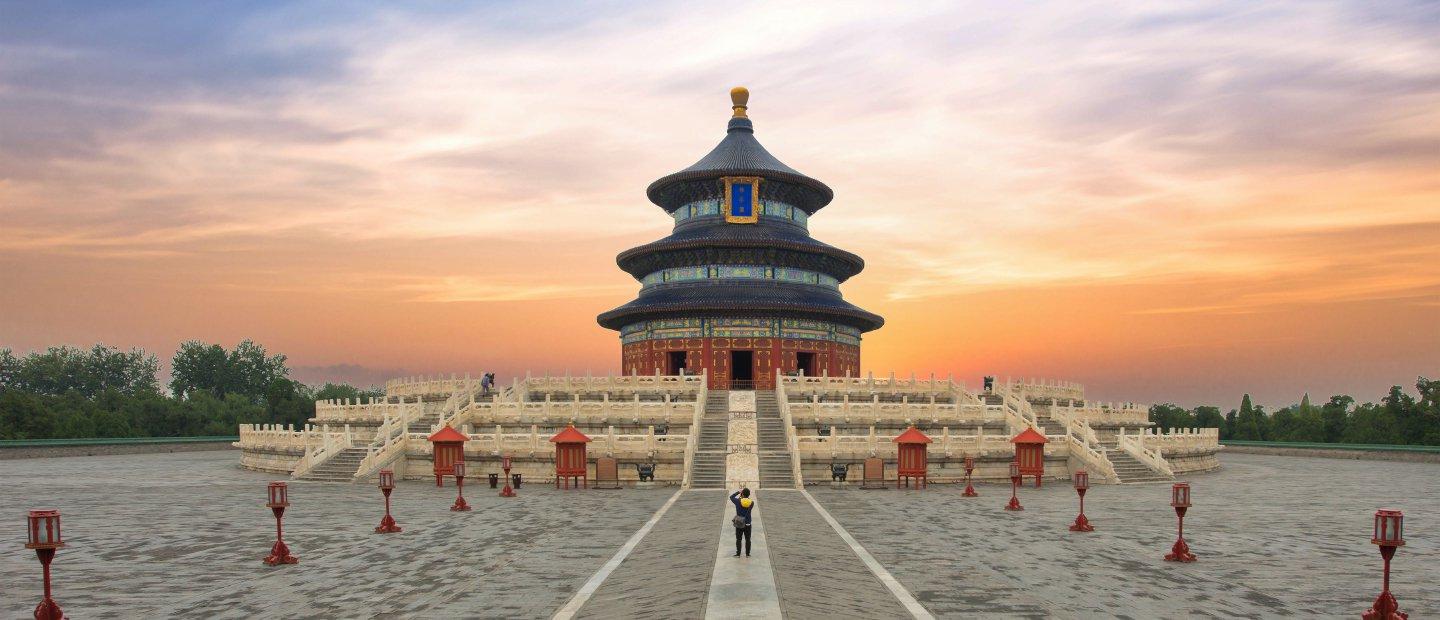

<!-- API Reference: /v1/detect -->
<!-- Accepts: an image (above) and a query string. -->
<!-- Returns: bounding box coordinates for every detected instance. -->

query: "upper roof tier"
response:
[645,88,834,214]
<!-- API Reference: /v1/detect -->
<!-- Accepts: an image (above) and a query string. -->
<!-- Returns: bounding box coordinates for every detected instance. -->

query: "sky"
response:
[2,1,1437,408]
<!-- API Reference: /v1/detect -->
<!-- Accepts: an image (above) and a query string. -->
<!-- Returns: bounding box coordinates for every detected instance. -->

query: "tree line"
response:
[1,341,380,440]
[1148,377,1440,446]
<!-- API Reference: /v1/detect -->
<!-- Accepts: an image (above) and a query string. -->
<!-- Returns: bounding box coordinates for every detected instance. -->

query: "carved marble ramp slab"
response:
[727,391,759,489]
[705,499,781,619]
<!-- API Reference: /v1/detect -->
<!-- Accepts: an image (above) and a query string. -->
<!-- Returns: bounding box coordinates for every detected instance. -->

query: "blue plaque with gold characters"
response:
[723,176,761,224]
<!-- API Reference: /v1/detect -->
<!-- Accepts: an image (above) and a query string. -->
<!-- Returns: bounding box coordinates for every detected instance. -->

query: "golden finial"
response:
[730,86,749,118]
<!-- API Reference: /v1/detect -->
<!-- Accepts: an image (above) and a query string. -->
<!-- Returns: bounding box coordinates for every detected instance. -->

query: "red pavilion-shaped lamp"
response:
[1363,509,1407,619]
[551,425,592,489]
[1164,482,1196,562]
[375,469,402,533]
[500,455,517,497]
[1009,427,1049,487]
[428,425,469,487]
[263,482,298,566]
[1069,469,1094,532]
[25,509,65,620]
[893,426,931,489]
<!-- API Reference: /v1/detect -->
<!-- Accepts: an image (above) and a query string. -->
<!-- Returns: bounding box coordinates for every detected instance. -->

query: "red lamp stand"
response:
[499,456,516,498]
[451,461,472,512]
[26,509,65,620]
[1363,509,1407,619]
[1163,482,1196,562]
[1004,460,1023,511]
[1069,469,1094,532]
[375,469,402,534]
[962,455,978,497]
[263,482,299,566]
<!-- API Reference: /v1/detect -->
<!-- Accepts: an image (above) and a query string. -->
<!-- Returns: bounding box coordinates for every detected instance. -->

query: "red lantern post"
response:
[451,461,472,512]
[1363,509,1408,619]
[25,509,65,620]
[962,455,978,497]
[1163,482,1196,562]
[1004,459,1023,511]
[375,469,402,533]
[500,455,516,497]
[1069,469,1094,532]
[263,482,298,566]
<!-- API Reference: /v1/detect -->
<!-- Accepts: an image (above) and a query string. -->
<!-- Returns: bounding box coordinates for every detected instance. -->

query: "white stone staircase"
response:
[755,391,796,489]
[689,390,729,489]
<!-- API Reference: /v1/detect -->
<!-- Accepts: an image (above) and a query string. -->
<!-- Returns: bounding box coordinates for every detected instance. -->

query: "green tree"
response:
[1194,406,1225,431]
[1234,394,1270,440]
[170,339,289,401]
[1321,395,1353,443]
[1,345,159,397]
[1223,408,1238,439]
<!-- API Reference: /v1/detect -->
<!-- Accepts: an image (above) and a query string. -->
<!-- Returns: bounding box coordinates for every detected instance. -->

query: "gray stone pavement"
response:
[0,451,673,619]
[3,451,1436,618]
[809,452,1440,618]
[761,491,911,619]
[576,491,722,619]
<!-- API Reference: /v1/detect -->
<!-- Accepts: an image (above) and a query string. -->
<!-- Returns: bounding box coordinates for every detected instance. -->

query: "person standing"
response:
[730,488,754,557]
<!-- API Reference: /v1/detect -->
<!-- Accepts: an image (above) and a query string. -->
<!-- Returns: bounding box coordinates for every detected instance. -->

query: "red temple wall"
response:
[621,337,860,389]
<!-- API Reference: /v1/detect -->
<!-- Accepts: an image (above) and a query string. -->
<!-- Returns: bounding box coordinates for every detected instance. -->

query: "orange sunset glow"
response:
[2,2,1437,407]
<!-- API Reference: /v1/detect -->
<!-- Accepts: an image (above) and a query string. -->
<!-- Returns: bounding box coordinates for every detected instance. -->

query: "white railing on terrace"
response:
[313,398,408,422]
[795,427,1017,460]
[520,371,705,395]
[235,424,308,451]
[385,373,485,398]
[778,372,979,402]
[290,425,355,479]
[1005,377,1086,401]
[1117,428,1175,478]
[1049,402,1149,426]
[352,400,426,480]
[402,425,689,458]
[1133,427,1222,452]
[775,370,803,487]
[991,381,1042,435]
[683,371,708,488]
[786,398,1000,426]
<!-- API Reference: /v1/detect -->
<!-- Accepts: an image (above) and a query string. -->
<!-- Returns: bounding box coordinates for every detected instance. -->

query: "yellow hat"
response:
[740,498,753,508]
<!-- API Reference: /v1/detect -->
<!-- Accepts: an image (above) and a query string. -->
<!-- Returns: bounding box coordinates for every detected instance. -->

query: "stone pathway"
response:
[704,497,781,619]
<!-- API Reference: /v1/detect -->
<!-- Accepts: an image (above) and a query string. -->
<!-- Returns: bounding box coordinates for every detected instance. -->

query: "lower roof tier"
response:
[616,220,864,281]
[596,281,884,332]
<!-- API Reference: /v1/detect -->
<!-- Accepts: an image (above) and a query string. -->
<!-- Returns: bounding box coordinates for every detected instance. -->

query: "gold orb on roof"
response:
[730,86,749,118]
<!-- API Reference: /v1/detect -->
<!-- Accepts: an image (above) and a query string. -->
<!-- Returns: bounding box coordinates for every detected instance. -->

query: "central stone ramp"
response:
[759,492,914,618]
[575,491,724,619]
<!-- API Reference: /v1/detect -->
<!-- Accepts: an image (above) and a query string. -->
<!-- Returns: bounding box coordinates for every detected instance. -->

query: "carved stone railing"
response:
[352,400,426,480]
[1135,427,1222,452]
[290,426,354,479]
[682,371,708,489]
[1117,428,1175,477]
[313,398,408,423]
[1004,377,1086,402]
[384,374,485,398]
[1049,402,1150,427]
[796,428,1016,460]
[786,399,999,427]
[991,382,1041,434]
[236,424,307,451]
[775,370,803,487]
[402,427,689,459]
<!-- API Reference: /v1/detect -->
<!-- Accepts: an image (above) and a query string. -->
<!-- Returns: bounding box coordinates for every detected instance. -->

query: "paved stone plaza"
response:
[2,452,1436,618]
